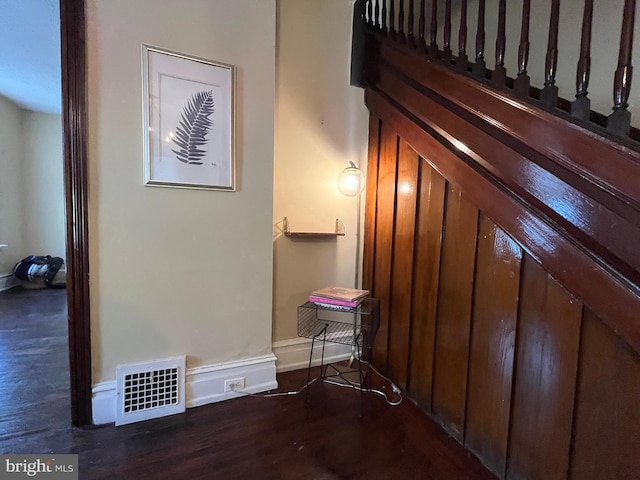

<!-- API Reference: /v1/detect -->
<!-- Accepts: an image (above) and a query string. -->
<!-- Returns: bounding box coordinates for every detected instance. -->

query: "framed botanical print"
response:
[142,44,236,190]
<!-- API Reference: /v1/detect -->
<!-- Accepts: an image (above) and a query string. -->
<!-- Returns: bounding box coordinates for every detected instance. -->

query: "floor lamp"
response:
[337,161,365,289]
[337,161,365,368]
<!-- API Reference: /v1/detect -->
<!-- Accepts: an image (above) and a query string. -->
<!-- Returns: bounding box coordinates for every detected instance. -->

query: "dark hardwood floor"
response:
[0,287,496,479]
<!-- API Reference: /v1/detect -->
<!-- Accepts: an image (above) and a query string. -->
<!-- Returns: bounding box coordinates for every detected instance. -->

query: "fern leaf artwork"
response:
[171,90,215,165]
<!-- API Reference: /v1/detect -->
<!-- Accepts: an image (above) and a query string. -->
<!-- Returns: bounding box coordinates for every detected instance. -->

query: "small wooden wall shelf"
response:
[283,217,345,239]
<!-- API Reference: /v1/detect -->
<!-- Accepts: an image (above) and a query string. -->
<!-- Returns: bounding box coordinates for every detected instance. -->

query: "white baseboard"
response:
[92,353,278,425]
[272,337,352,373]
[92,381,117,425]
[0,273,19,292]
[186,354,277,408]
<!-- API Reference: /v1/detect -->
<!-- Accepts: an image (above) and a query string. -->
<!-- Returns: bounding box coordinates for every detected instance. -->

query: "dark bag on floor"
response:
[13,255,65,288]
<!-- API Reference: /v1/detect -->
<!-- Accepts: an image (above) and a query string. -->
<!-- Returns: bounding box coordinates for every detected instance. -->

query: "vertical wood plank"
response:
[371,122,398,372]
[570,309,640,479]
[408,161,446,410]
[387,140,420,389]
[431,186,479,441]
[465,217,522,477]
[362,114,381,292]
[507,255,582,480]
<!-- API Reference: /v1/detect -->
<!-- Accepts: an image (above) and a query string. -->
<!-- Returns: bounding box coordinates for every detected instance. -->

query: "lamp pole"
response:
[354,191,361,289]
[337,161,365,366]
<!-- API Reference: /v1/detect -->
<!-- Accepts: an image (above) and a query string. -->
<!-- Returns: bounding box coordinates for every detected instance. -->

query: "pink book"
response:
[308,295,360,308]
[310,286,369,302]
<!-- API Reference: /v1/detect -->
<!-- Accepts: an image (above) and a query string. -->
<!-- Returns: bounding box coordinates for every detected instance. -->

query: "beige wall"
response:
[273,0,370,342]
[0,95,25,273]
[0,96,64,274]
[21,111,65,259]
[87,0,276,383]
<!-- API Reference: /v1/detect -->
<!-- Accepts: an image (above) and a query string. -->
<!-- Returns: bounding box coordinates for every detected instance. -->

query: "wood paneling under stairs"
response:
[431,185,477,442]
[0,287,496,480]
[387,139,419,390]
[570,309,640,479]
[407,161,445,411]
[362,114,380,303]
[371,123,398,370]
[507,257,582,480]
[465,217,521,477]
[362,115,640,479]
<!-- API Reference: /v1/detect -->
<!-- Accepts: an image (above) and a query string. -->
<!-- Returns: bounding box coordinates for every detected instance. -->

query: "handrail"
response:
[355,0,639,143]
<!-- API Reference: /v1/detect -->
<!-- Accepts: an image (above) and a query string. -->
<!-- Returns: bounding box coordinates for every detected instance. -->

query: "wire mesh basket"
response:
[297,299,379,350]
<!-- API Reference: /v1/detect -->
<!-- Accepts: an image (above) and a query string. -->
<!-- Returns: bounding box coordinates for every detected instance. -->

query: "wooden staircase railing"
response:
[355,0,639,142]
[352,2,640,478]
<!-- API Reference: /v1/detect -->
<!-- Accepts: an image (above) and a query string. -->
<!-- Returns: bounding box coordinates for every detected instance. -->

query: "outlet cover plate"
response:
[224,377,245,392]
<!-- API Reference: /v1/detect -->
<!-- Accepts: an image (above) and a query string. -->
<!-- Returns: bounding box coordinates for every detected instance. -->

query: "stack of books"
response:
[309,286,370,310]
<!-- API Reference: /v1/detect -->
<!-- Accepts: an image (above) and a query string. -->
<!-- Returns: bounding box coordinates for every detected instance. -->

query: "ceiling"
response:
[0,0,61,114]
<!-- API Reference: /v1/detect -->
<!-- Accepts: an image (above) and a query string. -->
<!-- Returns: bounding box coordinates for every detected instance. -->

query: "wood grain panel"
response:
[507,255,582,480]
[387,139,419,389]
[374,64,640,286]
[407,161,446,410]
[363,114,381,292]
[371,122,398,371]
[373,40,640,208]
[465,216,522,477]
[431,185,478,441]
[570,309,640,480]
[360,25,640,480]
[364,88,640,356]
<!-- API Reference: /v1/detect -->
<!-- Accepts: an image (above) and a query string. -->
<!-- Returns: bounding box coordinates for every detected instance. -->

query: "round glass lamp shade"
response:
[337,162,364,196]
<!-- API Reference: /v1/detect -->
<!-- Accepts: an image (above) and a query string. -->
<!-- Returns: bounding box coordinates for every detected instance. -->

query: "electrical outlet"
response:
[224,377,245,392]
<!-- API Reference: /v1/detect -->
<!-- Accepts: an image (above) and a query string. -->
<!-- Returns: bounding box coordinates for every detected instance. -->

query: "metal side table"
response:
[297,297,380,403]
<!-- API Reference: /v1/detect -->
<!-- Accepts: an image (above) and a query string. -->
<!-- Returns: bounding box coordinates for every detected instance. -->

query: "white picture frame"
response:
[142,44,236,190]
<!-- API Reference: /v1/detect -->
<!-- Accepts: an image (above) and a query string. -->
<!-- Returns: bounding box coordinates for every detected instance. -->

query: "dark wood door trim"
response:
[60,0,92,427]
